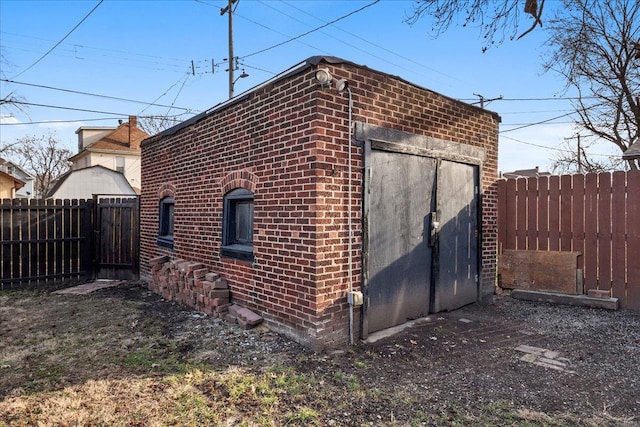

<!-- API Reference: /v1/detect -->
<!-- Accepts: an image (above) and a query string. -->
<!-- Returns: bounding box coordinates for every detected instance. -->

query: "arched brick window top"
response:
[220,171,258,195]
[158,183,176,199]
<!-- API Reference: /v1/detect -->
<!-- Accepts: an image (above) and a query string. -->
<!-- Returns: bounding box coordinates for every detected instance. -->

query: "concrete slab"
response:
[364,317,434,344]
[54,280,123,295]
[511,289,619,310]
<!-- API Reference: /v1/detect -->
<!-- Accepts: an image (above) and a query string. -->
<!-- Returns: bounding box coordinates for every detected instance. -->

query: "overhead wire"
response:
[500,134,620,158]
[10,0,104,79]
[1,79,194,112]
[278,0,464,84]
[240,0,380,59]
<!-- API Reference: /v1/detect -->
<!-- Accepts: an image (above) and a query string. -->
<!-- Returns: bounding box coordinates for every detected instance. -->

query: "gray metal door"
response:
[365,152,479,335]
[366,149,437,333]
[432,160,479,312]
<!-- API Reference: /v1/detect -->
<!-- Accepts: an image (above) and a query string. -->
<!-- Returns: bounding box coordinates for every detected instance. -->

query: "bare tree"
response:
[406,0,545,51]
[137,115,181,136]
[11,133,72,198]
[0,52,26,116]
[550,136,624,174]
[544,0,640,170]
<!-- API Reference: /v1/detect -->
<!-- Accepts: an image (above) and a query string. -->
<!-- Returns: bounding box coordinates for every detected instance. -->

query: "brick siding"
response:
[141,57,500,350]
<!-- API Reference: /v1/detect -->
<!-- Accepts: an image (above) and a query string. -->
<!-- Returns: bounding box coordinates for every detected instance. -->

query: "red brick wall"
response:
[141,58,499,349]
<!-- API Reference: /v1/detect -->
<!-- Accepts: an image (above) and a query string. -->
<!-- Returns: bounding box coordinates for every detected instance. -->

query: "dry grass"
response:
[1,285,638,426]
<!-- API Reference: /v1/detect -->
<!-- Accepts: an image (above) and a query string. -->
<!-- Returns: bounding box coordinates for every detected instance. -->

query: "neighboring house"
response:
[0,158,35,199]
[69,116,148,193]
[0,170,25,199]
[623,139,640,161]
[140,56,501,350]
[46,165,137,199]
[501,166,552,179]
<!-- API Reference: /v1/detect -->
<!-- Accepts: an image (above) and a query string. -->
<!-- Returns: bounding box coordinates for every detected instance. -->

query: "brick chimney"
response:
[128,115,137,148]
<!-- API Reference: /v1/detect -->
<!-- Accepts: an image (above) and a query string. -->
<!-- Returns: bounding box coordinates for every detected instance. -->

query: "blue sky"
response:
[0,0,620,173]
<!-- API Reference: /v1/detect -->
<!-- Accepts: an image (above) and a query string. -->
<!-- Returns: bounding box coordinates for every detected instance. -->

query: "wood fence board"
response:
[611,171,627,301]
[526,177,538,250]
[37,201,48,286]
[627,170,640,308]
[71,199,80,281]
[537,176,549,251]
[505,179,517,249]
[548,176,560,251]
[29,199,39,285]
[55,199,63,283]
[46,200,56,280]
[1,201,11,288]
[597,173,612,290]
[11,199,20,282]
[516,178,527,250]
[497,180,507,253]
[63,199,71,278]
[584,173,599,291]
[572,174,586,282]
[560,175,573,252]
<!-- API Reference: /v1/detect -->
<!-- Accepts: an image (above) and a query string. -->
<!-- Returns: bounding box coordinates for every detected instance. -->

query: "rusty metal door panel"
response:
[433,160,479,312]
[366,149,436,333]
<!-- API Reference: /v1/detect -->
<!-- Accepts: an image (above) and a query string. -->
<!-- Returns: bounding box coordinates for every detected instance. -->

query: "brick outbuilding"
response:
[140,56,500,350]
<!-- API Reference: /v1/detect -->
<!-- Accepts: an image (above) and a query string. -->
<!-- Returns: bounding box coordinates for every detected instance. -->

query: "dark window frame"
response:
[221,188,254,262]
[158,196,174,248]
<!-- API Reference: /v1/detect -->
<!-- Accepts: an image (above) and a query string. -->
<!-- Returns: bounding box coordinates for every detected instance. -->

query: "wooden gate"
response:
[94,195,139,280]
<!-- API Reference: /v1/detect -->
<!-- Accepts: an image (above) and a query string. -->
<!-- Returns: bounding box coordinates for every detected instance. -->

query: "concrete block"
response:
[587,289,610,299]
[512,289,619,310]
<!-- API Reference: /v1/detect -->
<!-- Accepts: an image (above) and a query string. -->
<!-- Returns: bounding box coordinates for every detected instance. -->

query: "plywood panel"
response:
[499,249,580,294]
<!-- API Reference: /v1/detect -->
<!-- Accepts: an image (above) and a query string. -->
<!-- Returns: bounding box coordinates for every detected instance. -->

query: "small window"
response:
[221,188,254,261]
[158,197,174,248]
[115,156,125,174]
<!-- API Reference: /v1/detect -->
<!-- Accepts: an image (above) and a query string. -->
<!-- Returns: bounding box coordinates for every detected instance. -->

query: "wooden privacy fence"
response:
[497,170,640,309]
[1,197,139,290]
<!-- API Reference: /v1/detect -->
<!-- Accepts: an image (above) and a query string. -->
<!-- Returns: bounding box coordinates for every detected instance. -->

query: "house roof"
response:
[501,167,552,179]
[46,164,137,198]
[143,55,501,143]
[0,157,34,180]
[70,117,149,162]
[623,139,640,160]
[0,170,26,190]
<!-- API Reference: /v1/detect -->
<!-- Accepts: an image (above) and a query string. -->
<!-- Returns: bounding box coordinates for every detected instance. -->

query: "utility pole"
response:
[220,0,237,98]
[473,93,503,109]
[565,133,584,173]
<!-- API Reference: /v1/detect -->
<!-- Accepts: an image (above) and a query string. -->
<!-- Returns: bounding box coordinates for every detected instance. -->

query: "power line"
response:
[279,0,464,85]
[11,0,104,79]
[0,115,187,126]
[500,134,619,158]
[240,0,380,59]
[7,101,153,117]
[499,111,578,133]
[1,79,194,112]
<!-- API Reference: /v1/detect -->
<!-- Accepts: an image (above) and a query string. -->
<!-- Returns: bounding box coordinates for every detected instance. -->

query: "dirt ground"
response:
[1,281,639,426]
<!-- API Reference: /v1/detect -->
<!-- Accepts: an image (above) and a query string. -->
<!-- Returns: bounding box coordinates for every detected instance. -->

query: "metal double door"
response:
[364,149,479,334]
